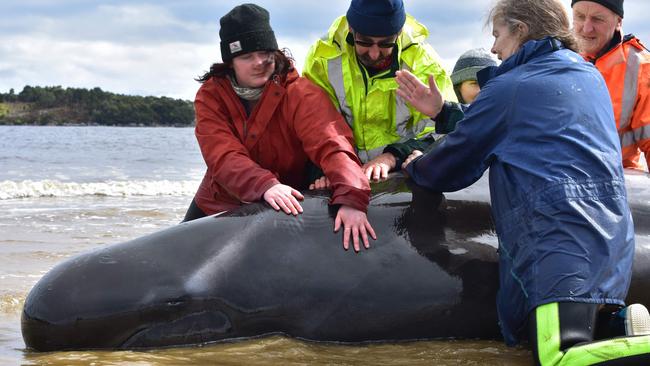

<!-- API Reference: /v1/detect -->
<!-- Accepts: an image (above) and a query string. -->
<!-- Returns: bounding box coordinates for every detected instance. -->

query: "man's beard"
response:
[358,54,392,70]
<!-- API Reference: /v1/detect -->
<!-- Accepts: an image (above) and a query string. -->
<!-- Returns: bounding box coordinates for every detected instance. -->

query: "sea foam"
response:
[0,179,200,199]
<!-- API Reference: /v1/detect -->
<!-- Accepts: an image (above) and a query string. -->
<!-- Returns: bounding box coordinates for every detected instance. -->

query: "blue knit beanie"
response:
[346,0,406,37]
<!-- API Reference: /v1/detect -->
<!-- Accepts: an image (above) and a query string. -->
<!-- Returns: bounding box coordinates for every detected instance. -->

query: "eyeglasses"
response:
[353,38,397,49]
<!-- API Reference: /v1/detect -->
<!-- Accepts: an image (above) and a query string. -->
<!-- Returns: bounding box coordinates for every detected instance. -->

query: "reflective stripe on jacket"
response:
[592,35,650,170]
[193,69,370,215]
[303,15,456,163]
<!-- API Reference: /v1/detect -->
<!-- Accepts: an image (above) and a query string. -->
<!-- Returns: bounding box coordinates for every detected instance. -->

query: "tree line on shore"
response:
[0,86,195,126]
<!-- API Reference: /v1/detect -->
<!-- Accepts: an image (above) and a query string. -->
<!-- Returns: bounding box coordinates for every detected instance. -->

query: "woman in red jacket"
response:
[183,4,375,251]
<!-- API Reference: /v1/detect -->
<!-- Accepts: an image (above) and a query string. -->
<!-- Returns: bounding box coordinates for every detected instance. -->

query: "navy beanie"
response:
[571,0,624,18]
[219,4,278,62]
[346,0,406,37]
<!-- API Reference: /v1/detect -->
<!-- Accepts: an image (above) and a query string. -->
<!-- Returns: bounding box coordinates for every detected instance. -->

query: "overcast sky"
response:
[2,0,649,101]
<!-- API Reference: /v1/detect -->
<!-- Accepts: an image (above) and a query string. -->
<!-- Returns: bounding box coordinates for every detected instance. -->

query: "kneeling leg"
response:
[530,302,650,366]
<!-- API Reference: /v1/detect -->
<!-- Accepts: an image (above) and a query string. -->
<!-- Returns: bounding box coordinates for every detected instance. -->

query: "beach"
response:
[0,125,529,365]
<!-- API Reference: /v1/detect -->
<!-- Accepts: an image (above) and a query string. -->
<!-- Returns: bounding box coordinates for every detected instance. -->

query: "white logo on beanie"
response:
[229,41,242,53]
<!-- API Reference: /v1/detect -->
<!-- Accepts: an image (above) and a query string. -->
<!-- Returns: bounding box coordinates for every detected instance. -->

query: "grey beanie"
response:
[450,48,497,86]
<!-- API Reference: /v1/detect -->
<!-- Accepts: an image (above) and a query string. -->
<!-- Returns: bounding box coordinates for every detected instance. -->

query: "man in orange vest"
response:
[572,0,650,171]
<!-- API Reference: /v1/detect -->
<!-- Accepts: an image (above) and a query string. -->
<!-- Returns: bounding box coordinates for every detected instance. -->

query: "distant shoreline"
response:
[0,121,194,127]
[1,86,195,127]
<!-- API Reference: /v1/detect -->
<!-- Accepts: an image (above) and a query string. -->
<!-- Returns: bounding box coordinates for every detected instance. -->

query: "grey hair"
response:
[487,0,578,52]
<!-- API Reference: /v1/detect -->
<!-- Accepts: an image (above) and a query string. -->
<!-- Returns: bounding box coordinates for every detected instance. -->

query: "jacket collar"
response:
[589,30,623,62]
[587,32,647,64]
[214,69,295,147]
[477,37,564,88]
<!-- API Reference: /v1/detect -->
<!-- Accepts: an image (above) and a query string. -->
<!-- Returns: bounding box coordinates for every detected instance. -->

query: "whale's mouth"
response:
[22,298,236,351]
[122,308,233,349]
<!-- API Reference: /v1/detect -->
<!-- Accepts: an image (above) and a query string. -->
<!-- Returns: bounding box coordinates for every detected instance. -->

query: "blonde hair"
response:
[488,0,578,52]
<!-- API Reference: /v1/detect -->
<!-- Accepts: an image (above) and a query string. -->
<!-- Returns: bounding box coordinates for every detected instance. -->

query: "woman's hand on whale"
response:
[263,184,304,215]
[401,150,423,174]
[334,206,377,252]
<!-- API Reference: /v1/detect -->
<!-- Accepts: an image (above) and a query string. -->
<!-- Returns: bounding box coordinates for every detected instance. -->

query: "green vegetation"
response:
[0,103,8,118]
[0,86,195,126]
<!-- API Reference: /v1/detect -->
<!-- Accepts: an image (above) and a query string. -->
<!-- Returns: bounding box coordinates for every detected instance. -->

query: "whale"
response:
[21,171,650,351]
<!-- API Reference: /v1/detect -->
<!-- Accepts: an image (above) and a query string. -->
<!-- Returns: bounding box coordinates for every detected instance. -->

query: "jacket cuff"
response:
[254,178,282,202]
[383,136,438,169]
[383,145,408,169]
[434,101,466,134]
[330,185,370,213]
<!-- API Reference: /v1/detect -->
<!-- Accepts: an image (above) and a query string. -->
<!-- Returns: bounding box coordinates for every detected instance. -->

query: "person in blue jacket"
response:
[396,0,650,364]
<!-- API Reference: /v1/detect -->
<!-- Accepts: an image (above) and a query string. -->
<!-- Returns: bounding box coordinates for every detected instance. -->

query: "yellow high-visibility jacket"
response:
[303,14,456,162]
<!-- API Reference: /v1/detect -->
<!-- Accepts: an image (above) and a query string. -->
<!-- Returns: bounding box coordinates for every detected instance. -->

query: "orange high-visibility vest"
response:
[591,36,650,171]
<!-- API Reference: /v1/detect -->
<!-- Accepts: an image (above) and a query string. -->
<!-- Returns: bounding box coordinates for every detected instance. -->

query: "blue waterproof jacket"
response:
[406,38,635,345]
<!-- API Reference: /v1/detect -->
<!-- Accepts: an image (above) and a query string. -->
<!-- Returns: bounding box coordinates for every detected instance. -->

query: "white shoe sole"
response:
[625,303,650,336]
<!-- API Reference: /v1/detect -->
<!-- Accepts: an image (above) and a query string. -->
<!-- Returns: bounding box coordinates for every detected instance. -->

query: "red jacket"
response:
[193,69,370,215]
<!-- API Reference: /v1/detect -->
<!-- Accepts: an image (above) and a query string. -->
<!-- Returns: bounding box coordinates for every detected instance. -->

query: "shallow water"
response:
[0,126,531,365]
[16,337,531,366]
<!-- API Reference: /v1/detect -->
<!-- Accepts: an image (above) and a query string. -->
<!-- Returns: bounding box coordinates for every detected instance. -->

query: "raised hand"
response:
[395,70,443,118]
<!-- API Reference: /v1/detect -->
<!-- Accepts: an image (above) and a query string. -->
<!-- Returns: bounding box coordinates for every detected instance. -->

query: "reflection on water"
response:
[20,336,530,366]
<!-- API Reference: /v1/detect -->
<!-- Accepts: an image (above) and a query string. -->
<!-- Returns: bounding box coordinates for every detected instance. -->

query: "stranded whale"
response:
[21,172,650,351]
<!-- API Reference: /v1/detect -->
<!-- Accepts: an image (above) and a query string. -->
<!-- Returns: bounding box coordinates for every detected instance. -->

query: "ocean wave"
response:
[0,179,200,199]
[0,291,26,314]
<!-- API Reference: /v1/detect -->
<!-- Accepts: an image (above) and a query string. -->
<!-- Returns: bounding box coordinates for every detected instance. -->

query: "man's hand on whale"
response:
[362,153,396,182]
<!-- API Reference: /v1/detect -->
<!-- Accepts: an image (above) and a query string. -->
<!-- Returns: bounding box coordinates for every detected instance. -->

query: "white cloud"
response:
[0,35,214,100]
[1,0,649,101]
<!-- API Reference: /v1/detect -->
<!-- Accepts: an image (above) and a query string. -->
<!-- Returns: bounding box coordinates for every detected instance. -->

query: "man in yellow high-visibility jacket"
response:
[303,0,456,181]
[572,0,650,171]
